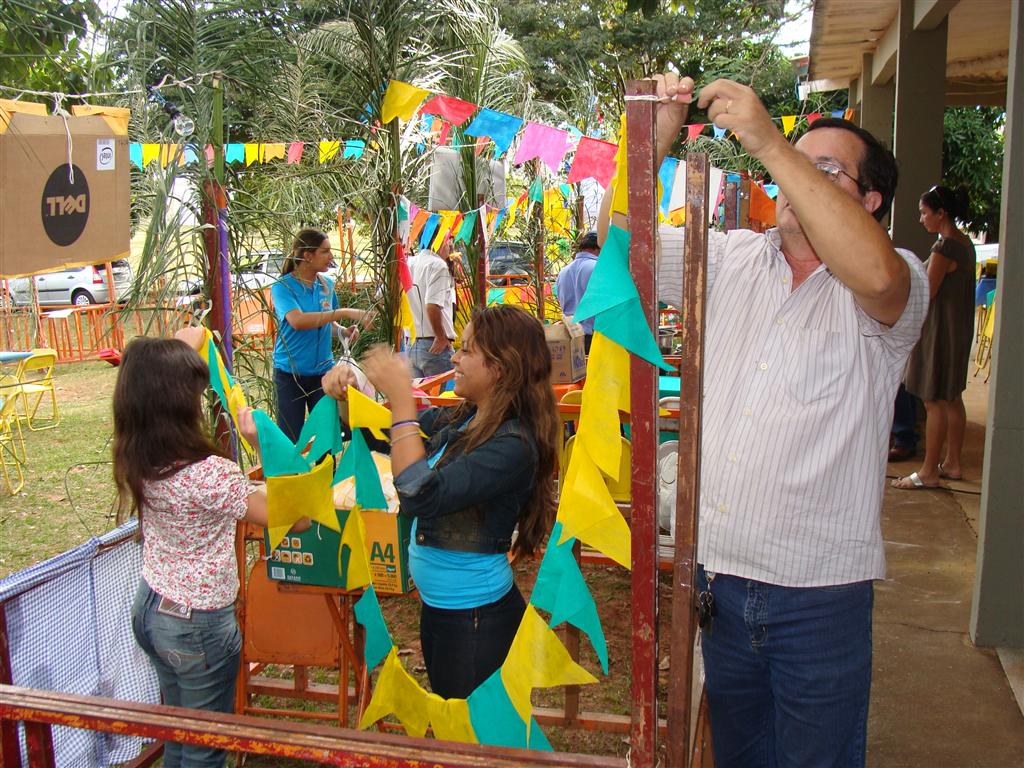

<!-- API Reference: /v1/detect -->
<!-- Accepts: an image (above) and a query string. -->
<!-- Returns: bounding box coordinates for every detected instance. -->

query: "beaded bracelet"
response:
[391,419,420,431]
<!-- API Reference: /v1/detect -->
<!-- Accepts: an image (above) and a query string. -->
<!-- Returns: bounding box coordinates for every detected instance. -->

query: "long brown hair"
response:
[112,337,224,520]
[445,305,560,556]
[283,228,328,276]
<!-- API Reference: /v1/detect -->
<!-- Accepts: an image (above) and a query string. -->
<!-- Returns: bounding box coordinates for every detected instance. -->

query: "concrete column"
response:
[891,0,947,258]
[858,53,895,151]
[971,0,1024,649]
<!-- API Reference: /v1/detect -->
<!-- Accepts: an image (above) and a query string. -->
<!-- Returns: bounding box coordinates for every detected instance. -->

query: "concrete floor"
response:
[872,373,1024,766]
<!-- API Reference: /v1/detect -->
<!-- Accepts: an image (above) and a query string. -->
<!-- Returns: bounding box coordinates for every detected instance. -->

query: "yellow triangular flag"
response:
[430,211,459,251]
[381,79,429,124]
[319,140,340,163]
[346,386,391,441]
[244,143,260,166]
[578,333,630,480]
[359,646,432,736]
[556,444,631,568]
[399,291,416,343]
[141,143,160,166]
[340,506,372,589]
[610,115,629,217]
[781,115,797,136]
[265,457,337,551]
[264,142,286,162]
[500,605,598,728]
[425,694,477,743]
[196,328,252,453]
[159,143,180,167]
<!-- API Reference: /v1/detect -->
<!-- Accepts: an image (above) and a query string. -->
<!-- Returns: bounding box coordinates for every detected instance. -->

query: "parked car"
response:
[234,249,286,291]
[11,261,133,306]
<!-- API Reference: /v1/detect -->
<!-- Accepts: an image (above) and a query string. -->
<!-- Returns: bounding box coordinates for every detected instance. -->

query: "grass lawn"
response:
[1,360,122,578]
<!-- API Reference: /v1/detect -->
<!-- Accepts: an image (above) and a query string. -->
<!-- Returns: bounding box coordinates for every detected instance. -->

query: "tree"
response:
[942,106,1004,239]
[0,0,110,97]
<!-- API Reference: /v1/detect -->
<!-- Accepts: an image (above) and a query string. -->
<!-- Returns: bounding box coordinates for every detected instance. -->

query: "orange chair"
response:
[12,348,60,431]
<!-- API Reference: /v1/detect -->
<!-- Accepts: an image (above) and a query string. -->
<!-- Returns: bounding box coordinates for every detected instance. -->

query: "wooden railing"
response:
[0,685,624,768]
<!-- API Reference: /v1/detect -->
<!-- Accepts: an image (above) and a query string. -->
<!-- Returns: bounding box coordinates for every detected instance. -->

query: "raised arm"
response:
[698,79,909,326]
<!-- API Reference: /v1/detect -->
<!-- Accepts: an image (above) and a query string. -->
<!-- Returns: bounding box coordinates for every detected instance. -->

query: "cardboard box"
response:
[0,101,130,278]
[545,320,587,383]
[264,509,414,595]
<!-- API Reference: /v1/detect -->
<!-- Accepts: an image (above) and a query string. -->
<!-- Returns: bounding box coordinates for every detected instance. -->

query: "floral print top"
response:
[140,455,250,610]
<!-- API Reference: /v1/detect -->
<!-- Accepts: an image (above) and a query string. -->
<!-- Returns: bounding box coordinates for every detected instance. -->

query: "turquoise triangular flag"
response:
[353,585,394,671]
[252,410,311,476]
[572,224,635,322]
[467,671,552,750]
[455,209,478,244]
[595,299,671,371]
[530,523,609,673]
[297,395,344,464]
[334,431,388,510]
[129,143,143,169]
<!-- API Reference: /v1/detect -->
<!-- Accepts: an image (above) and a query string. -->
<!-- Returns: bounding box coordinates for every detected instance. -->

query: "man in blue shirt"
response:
[555,231,600,352]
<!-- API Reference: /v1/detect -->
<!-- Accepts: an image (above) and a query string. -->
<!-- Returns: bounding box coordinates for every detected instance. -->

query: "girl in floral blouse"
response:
[113,328,293,768]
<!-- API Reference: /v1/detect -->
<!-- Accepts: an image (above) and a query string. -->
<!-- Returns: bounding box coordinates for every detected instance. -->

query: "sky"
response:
[774,0,815,58]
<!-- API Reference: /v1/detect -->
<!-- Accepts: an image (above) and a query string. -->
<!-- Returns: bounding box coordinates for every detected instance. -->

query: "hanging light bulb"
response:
[172,112,195,137]
[147,84,195,138]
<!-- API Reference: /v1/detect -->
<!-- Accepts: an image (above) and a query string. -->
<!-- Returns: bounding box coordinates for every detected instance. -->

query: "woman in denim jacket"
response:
[323,305,560,698]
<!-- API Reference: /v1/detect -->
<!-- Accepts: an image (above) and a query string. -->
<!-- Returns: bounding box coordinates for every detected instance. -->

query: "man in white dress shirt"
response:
[601,75,928,768]
[407,237,456,378]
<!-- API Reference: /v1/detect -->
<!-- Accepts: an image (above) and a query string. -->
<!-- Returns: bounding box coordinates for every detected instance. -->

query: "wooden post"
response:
[532,161,546,321]
[666,153,710,768]
[0,604,22,768]
[624,78,659,768]
[738,176,751,230]
[475,194,488,308]
[723,178,738,232]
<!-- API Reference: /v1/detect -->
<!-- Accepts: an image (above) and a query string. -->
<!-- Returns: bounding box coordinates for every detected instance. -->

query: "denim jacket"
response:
[392,407,538,554]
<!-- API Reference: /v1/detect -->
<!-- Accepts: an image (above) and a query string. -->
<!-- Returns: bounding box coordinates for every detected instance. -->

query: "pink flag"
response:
[438,121,452,146]
[566,136,618,187]
[806,112,822,126]
[419,94,477,126]
[513,122,570,173]
[474,136,490,156]
[287,141,304,164]
[204,144,214,166]
[686,123,705,141]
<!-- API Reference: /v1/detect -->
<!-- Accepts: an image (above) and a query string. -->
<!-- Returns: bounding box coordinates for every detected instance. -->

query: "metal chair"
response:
[12,348,60,431]
[0,382,26,494]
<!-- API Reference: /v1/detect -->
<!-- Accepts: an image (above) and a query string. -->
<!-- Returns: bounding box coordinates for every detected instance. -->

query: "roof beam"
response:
[872,17,899,84]
[914,0,960,31]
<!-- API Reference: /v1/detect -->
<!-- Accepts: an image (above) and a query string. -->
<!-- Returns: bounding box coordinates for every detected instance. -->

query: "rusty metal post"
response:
[23,720,55,767]
[624,78,659,767]
[475,194,489,308]
[665,153,710,768]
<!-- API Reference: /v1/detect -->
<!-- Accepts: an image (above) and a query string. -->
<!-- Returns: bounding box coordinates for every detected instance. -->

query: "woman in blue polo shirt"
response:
[271,228,369,441]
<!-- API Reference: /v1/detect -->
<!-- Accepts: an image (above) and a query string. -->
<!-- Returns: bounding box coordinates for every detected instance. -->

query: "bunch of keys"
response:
[697,573,716,633]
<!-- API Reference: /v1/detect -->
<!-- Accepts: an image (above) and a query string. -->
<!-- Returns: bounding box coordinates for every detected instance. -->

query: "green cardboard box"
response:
[264,508,414,594]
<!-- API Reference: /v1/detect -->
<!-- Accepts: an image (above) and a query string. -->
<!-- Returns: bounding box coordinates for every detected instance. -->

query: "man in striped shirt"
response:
[601,75,928,767]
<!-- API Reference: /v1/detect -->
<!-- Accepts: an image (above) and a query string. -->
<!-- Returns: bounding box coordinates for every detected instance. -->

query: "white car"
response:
[11,261,133,307]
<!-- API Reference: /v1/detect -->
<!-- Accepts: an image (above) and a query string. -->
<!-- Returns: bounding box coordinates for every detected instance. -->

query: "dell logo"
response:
[41,164,89,246]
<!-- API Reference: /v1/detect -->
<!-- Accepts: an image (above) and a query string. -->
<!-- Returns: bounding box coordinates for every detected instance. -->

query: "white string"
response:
[52,93,75,185]
[623,94,664,102]
[0,71,218,102]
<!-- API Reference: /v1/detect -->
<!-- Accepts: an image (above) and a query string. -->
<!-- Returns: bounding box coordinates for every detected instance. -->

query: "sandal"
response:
[890,472,940,490]
[938,463,963,481]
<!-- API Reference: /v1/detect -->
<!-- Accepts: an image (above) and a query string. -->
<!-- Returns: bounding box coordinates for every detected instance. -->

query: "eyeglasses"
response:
[814,161,870,195]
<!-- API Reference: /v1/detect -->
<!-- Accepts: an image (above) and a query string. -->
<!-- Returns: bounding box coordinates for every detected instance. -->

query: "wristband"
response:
[391,419,420,431]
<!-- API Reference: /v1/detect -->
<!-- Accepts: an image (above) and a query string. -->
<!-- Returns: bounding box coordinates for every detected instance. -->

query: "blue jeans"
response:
[891,383,918,451]
[274,368,327,442]
[408,339,453,379]
[697,566,873,768]
[131,582,241,768]
[419,584,525,699]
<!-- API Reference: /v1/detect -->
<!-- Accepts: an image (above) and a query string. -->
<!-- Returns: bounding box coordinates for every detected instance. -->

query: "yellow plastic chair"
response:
[561,435,632,504]
[13,348,60,431]
[0,385,26,494]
